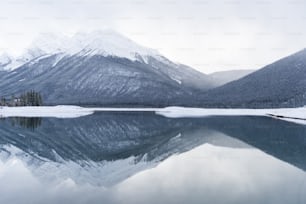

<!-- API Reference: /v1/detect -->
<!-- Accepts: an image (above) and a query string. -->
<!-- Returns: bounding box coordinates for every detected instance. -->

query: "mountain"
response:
[0,30,215,106]
[202,49,306,108]
[209,69,254,86]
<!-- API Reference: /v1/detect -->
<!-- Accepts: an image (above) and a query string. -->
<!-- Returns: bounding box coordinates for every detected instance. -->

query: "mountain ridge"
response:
[201,48,306,108]
[209,69,255,86]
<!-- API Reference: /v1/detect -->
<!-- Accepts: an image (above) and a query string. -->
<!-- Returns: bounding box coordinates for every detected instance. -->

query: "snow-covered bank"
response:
[0,106,95,118]
[156,107,266,117]
[156,106,306,125]
[0,106,160,118]
[0,105,306,125]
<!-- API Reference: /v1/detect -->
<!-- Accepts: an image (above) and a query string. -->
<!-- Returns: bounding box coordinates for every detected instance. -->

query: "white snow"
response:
[0,48,48,71]
[1,30,164,71]
[27,30,160,63]
[268,107,306,119]
[170,76,182,84]
[0,106,94,118]
[0,105,306,125]
[0,58,24,71]
[156,106,267,117]
[27,54,53,66]
[52,53,66,67]
[0,52,11,65]
[0,106,160,118]
[156,106,306,125]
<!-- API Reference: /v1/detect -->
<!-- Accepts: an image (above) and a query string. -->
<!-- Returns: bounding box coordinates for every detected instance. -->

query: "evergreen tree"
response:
[13,91,43,106]
[0,97,6,106]
[10,95,15,106]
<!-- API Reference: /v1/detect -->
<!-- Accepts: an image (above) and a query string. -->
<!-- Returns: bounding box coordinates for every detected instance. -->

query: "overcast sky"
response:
[0,0,306,73]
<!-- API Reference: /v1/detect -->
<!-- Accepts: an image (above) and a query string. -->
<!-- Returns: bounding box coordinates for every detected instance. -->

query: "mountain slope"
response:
[202,49,306,108]
[209,69,254,86]
[0,31,215,106]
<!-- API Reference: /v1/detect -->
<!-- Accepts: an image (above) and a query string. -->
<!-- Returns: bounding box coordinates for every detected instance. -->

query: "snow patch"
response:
[28,30,160,63]
[0,106,94,118]
[1,30,163,71]
[170,76,182,84]
[0,52,11,66]
[0,106,160,118]
[156,106,306,125]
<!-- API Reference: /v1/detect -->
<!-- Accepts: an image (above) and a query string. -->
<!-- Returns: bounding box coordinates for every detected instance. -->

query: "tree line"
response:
[0,90,43,106]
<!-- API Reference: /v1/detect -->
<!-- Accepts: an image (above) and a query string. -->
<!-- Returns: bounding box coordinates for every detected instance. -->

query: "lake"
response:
[0,112,306,204]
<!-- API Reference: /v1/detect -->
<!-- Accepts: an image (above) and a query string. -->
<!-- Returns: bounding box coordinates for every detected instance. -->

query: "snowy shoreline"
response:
[156,106,306,125]
[0,105,306,125]
[0,105,161,118]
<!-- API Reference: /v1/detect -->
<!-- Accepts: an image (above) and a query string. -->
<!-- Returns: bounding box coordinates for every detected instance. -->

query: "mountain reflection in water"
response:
[0,112,305,185]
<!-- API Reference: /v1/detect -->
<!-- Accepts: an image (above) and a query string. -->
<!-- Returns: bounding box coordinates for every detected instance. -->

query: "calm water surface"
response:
[0,112,305,204]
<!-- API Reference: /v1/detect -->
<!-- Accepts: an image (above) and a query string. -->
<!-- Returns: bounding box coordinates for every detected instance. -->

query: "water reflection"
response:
[0,112,305,203]
[10,117,42,130]
[0,113,305,172]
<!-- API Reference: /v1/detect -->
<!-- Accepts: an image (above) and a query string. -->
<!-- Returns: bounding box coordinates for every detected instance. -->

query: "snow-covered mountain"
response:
[0,30,215,106]
[202,49,306,108]
[0,50,45,71]
[0,52,14,71]
[0,53,11,66]
[1,30,160,70]
[27,30,162,62]
[209,69,255,86]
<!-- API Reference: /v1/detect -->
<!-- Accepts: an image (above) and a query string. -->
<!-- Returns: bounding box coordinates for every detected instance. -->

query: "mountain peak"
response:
[29,30,159,60]
[0,52,11,66]
[1,30,162,71]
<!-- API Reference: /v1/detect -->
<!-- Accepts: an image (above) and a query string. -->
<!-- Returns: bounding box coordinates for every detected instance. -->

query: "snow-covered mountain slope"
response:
[209,69,255,86]
[0,49,45,71]
[202,49,306,108]
[0,30,215,106]
[0,52,14,71]
[0,53,11,66]
[1,30,162,72]
[27,30,160,62]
